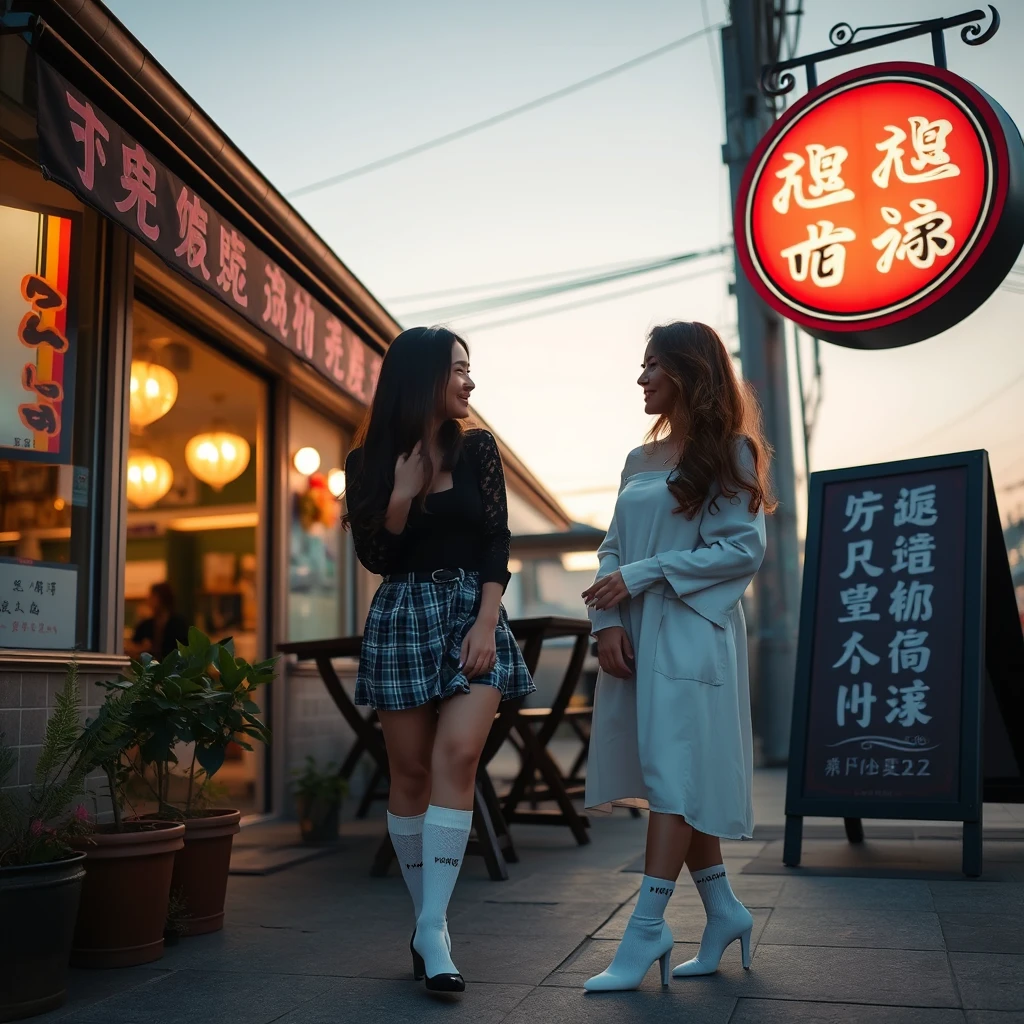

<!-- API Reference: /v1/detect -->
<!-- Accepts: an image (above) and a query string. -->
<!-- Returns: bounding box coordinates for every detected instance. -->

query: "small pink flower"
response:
[73,804,90,822]
[29,819,44,837]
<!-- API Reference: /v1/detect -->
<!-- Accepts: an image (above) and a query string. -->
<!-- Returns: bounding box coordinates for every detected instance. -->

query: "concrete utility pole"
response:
[721,0,802,765]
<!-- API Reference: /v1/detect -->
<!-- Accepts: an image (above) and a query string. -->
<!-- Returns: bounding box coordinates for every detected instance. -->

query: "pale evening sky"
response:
[106,0,1024,532]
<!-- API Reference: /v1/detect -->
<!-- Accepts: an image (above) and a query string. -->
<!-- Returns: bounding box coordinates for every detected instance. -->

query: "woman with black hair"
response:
[343,326,533,993]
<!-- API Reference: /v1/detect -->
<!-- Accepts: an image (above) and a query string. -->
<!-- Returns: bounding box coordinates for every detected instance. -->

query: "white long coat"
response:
[584,439,766,839]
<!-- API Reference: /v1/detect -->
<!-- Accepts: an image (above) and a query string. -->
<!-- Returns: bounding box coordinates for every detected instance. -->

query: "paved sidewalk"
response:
[36,769,1024,1023]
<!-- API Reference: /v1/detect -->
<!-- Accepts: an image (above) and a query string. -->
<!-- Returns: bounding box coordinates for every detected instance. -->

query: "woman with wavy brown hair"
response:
[580,321,775,993]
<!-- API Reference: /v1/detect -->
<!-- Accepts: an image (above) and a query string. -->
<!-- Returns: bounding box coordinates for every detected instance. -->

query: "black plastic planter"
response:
[0,853,86,1022]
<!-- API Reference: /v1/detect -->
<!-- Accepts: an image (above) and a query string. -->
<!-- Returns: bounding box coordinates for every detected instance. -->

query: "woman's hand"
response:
[595,626,634,679]
[393,442,427,500]
[460,620,497,679]
[582,570,629,611]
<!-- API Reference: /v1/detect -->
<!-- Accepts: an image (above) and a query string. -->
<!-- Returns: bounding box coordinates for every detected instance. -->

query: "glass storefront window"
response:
[287,400,348,642]
[0,154,106,651]
[124,300,266,812]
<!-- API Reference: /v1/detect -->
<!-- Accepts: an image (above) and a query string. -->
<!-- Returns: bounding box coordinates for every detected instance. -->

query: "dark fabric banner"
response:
[36,58,382,405]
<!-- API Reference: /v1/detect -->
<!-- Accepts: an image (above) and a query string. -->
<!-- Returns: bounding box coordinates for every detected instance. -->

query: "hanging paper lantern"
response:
[185,432,251,490]
[129,361,178,428]
[126,452,174,508]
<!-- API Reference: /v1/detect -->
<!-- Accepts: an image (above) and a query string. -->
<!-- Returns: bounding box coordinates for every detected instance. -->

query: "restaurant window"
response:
[124,301,266,812]
[287,400,349,642]
[0,148,107,651]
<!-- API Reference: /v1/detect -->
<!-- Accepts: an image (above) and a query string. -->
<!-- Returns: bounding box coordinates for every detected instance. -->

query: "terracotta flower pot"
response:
[0,853,85,1022]
[69,821,185,968]
[171,809,241,936]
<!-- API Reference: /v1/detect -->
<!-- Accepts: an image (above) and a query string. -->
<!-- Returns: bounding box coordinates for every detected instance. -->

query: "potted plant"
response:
[292,757,347,844]
[122,627,275,936]
[0,662,93,1022]
[66,671,185,969]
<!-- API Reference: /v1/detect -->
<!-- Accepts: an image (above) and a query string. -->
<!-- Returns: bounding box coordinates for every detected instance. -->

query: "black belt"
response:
[384,569,467,584]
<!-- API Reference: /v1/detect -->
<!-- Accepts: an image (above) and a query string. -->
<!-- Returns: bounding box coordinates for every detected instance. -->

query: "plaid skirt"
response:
[355,571,535,711]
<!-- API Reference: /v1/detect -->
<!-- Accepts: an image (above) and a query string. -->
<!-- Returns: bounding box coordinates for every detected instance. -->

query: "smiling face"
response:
[637,340,680,418]
[444,339,474,419]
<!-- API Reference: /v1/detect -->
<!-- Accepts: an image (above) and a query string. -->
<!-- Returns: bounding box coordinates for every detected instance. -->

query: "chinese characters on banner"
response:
[0,203,76,463]
[34,60,383,407]
[802,467,968,802]
[0,558,78,650]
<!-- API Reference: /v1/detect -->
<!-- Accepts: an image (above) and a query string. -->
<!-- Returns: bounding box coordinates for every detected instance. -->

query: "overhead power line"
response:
[400,244,731,321]
[383,249,715,305]
[286,22,728,199]
[456,262,730,333]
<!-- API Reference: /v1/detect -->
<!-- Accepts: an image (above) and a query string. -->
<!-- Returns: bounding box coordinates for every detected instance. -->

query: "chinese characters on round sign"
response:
[737,62,1024,349]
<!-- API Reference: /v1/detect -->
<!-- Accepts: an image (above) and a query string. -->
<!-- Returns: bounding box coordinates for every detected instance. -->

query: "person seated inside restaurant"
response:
[126,582,190,661]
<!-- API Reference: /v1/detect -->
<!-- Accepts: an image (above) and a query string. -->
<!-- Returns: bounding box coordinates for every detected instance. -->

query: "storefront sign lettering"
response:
[35,60,383,405]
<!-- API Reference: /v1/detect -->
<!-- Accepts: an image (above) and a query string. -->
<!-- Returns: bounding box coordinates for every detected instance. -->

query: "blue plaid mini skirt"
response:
[354,570,535,711]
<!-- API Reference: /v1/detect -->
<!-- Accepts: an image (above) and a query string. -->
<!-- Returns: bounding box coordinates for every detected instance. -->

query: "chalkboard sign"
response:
[784,450,1024,877]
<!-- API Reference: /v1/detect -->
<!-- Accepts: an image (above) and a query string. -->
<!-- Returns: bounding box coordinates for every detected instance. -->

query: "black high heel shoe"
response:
[410,932,425,981]
[411,929,465,992]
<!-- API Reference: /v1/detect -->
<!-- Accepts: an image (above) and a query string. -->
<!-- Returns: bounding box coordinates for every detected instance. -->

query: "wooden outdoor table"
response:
[277,614,594,880]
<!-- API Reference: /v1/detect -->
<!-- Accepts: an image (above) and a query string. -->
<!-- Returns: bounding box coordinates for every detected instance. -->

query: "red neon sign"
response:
[736,62,1024,349]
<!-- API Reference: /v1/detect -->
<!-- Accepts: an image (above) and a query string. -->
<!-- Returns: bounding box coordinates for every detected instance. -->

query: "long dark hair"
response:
[645,321,777,519]
[343,326,467,530]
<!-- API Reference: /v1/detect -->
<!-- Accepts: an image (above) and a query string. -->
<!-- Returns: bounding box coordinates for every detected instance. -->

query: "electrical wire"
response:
[899,367,1024,451]
[399,244,731,321]
[448,262,730,333]
[285,22,728,198]
[383,249,720,305]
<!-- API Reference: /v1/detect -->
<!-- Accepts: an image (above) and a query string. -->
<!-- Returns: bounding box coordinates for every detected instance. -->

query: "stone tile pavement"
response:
[33,767,1024,1023]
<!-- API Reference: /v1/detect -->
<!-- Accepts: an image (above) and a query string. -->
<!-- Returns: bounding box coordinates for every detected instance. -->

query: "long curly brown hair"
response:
[645,321,777,519]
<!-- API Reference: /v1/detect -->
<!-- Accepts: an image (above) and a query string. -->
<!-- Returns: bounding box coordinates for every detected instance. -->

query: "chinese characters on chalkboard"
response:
[802,467,968,802]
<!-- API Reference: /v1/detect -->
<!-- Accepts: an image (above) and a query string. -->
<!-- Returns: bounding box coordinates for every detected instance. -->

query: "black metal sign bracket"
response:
[761,6,1001,98]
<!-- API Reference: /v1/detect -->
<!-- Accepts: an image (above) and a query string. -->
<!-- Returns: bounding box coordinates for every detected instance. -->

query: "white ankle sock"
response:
[584,874,675,991]
[673,863,753,977]
[415,804,472,977]
[691,863,741,916]
[386,811,425,917]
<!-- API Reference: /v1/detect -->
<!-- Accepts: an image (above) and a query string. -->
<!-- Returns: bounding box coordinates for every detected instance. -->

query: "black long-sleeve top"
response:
[345,429,512,588]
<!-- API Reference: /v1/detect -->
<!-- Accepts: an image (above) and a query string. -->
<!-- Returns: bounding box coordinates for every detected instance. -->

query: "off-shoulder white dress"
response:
[585,438,766,839]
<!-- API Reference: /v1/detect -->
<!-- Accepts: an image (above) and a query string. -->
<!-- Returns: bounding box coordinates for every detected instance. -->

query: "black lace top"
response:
[345,429,512,588]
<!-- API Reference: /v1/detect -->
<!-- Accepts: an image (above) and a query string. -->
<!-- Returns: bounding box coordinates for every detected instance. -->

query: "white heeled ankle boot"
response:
[585,875,676,992]
[673,864,753,977]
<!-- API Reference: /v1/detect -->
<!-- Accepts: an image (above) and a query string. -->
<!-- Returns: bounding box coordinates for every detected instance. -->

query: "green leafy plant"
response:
[291,756,348,805]
[0,662,95,866]
[109,626,276,819]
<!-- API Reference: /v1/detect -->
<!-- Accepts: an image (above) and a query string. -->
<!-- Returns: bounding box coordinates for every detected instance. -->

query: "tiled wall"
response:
[0,656,129,818]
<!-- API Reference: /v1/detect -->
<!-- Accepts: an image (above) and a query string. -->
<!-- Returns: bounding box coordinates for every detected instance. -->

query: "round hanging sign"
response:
[735,61,1024,349]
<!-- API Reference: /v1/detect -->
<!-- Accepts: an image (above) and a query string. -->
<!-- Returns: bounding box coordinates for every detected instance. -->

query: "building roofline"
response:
[36,0,573,529]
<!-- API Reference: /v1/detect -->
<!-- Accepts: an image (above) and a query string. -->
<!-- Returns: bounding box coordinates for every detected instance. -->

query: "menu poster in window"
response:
[0,558,78,650]
[0,201,78,464]
[784,450,1024,876]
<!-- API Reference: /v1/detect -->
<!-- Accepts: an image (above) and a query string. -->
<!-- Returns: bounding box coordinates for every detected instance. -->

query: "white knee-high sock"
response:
[414,805,472,977]
[386,811,425,917]
[584,875,675,991]
[673,863,753,977]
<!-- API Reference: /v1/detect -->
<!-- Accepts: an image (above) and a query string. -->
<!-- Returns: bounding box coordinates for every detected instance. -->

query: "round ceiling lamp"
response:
[126,451,174,508]
[327,468,346,498]
[185,432,251,490]
[293,446,321,476]
[129,361,178,428]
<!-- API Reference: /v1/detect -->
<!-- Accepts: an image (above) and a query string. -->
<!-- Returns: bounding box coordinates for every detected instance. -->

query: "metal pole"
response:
[722,0,802,764]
